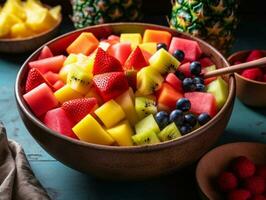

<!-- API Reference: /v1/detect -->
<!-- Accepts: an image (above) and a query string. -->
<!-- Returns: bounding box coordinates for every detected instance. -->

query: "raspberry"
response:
[227,189,251,200]
[231,156,256,179]
[244,176,265,194]
[217,171,238,192]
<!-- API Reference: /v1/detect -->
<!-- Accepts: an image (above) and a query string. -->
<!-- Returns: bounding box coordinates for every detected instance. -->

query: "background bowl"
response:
[196,142,266,200]
[228,50,266,107]
[15,23,235,180]
[0,12,62,54]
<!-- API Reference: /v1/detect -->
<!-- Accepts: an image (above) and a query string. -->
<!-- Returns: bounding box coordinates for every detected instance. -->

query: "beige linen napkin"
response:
[0,122,51,200]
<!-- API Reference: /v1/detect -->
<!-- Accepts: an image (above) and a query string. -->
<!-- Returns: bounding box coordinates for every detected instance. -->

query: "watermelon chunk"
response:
[53,80,65,91]
[123,46,148,71]
[185,92,217,117]
[199,57,214,68]
[169,37,202,61]
[23,83,58,117]
[38,46,53,60]
[140,49,152,63]
[43,108,78,139]
[108,42,132,65]
[29,55,66,74]
[178,62,191,77]
[43,71,60,85]
[165,73,183,93]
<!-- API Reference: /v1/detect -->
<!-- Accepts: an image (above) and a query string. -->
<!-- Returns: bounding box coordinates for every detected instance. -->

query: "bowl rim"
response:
[228,50,266,85]
[0,11,62,42]
[15,22,236,152]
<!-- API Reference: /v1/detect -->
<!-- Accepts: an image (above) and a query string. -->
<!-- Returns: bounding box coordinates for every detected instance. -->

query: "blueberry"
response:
[175,70,185,81]
[173,49,185,62]
[155,111,169,129]
[190,61,202,76]
[180,124,192,135]
[169,109,184,126]
[184,113,197,127]
[198,113,211,126]
[193,77,204,84]
[157,43,167,51]
[196,83,206,92]
[183,78,196,91]
[176,98,191,112]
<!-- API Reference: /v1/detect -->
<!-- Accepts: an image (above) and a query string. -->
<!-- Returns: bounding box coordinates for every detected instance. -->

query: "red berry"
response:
[250,195,266,200]
[227,189,251,200]
[217,171,238,192]
[256,165,266,179]
[231,156,256,179]
[244,176,265,194]
[241,68,263,81]
[246,50,263,62]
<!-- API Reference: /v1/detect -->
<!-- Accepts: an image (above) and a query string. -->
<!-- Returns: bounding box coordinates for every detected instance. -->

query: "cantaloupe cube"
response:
[120,33,142,48]
[143,29,172,47]
[73,114,114,145]
[95,100,125,128]
[107,120,133,146]
[54,84,83,104]
[67,32,99,55]
[139,42,157,55]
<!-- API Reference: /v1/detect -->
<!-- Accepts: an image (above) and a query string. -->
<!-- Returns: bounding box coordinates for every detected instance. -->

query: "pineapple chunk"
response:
[54,84,83,104]
[120,33,142,48]
[10,22,34,38]
[95,100,126,128]
[64,54,79,66]
[49,5,61,21]
[0,12,22,38]
[107,120,133,146]
[2,0,26,20]
[73,114,114,145]
[139,42,157,55]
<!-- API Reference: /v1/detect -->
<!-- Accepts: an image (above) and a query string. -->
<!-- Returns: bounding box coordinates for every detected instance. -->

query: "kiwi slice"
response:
[67,67,92,95]
[158,122,181,142]
[135,97,157,120]
[137,66,164,96]
[135,114,160,135]
[132,131,160,145]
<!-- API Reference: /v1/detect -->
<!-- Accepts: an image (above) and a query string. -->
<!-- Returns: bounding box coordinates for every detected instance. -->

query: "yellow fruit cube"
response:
[95,100,126,128]
[64,54,78,66]
[73,114,114,145]
[149,48,180,74]
[54,84,83,104]
[2,0,26,20]
[107,120,133,146]
[139,42,157,55]
[49,5,61,21]
[0,12,22,38]
[76,53,95,74]
[10,22,34,38]
[120,33,142,48]
[59,63,75,83]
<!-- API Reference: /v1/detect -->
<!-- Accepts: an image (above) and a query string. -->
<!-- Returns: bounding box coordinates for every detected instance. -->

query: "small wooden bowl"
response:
[0,13,62,54]
[196,142,266,200]
[228,50,266,107]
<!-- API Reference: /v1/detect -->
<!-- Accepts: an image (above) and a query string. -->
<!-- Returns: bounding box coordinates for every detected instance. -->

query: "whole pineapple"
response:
[71,0,142,29]
[170,0,240,55]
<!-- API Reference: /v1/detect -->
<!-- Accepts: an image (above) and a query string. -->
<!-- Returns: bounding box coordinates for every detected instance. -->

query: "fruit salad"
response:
[22,29,229,146]
[234,50,266,82]
[0,0,61,39]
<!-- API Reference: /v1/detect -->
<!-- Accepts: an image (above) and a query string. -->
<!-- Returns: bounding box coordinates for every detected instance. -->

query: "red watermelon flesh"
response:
[165,73,183,93]
[38,46,53,60]
[246,50,263,62]
[43,108,78,139]
[178,62,191,77]
[169,37,202,61]
[185,92,217,117]
[29,55,66,74]
[125,70,137,91]
[53,80,65,91]
[157,83,183,112]
[43,71,60,85]
[108,42,132,65]
[140,49,152,63]
[123,46,148,71]
[23,83,58,117]
[200,57,214,68]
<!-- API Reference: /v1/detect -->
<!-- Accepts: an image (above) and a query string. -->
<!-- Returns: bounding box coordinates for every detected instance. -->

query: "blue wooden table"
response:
[0,16,266,200]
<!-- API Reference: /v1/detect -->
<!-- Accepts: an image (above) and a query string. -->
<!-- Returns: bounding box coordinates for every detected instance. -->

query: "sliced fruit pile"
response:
[216,156,266,200]
[0,0,61,39]
[235,50,266,82]
[23,29,229,146]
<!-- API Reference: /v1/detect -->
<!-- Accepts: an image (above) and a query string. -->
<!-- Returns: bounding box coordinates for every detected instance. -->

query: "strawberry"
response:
[217,171,238,192]
[227,189,251,200]
[241,68,263,81]
[92,47,123,75]
[62,98,98,124]
[25,68,52,93]
[246,50,263,62]
[93,72,129,101]
[125,70,137,91]
[231,156,256,179]
[123,46,148,71]
[243,176,265,194]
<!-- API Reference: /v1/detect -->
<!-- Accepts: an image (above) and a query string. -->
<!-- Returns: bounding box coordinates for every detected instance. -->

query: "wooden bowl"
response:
[228,50,266,107]
[196,142,266,200]
[0,13,62,54]
[15,23,236,180]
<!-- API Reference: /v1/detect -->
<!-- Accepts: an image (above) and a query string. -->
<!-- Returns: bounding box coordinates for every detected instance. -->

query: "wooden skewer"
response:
[203,57,266,79]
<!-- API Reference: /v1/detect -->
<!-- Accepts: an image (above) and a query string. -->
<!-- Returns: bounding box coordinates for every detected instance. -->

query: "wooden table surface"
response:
[0,15,266,200]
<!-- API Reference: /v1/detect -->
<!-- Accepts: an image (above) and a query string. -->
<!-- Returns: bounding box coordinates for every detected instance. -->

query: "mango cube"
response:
[120,33,142,48]
[143,29,172,47]
[107,120,133,146]
[54,84,83,104]
[73,114,114,145]
[149,48,180,74]
[95,100,126,128]
[139,42,157,55]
